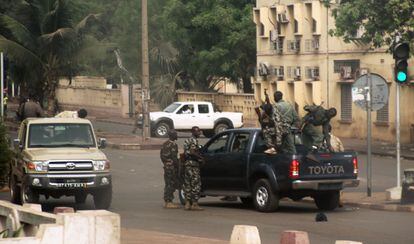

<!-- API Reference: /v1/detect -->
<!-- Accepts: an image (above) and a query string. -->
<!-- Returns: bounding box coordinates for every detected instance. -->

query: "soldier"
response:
[160,130,180,209]
[260,104,277,154]
[274,91,301,154]
[183,126,204,211]
[301,104,337,151]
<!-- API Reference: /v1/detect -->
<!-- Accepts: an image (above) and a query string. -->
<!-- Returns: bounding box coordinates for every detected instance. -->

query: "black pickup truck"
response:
[180,128,359,212]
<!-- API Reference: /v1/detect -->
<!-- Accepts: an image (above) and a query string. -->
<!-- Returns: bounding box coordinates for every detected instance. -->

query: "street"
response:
[2,144,413,244]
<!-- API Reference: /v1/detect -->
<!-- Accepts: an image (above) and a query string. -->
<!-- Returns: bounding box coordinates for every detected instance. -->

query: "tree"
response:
[0,0,100,112]
[159,0,256,93]
[329,0,414,53]
[0,121,12,187]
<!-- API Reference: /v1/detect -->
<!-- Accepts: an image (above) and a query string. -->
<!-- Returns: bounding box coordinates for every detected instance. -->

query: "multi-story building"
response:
[252,0,414,143]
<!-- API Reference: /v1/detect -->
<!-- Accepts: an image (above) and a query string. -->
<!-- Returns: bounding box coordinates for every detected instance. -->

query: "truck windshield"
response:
[163,103,181,113]
[28,124,96,148]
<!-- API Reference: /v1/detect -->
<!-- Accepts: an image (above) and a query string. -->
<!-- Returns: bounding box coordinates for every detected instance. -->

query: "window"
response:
[230,133,250,153]
[277,22,282,35]
[177,104,194,114]
[205,134,229,153]
[294,20,298,33]
[198,104,209,114]
[253,133,267,153]
[334,60,360,73]
[376,102,389,124]
[259,23,265,36]
[312,19,317,33]
[341,84,352,122]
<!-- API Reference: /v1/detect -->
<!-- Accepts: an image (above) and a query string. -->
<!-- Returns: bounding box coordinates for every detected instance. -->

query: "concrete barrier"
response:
[280,230,310,244]
[335,241,363,244]
[230,225,261,244]
[0,200,120,244]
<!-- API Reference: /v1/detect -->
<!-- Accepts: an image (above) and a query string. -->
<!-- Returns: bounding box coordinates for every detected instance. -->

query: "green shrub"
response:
[0,121,12,187]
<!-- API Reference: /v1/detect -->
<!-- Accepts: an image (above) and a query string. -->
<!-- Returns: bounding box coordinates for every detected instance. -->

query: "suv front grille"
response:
[48,161,93,171]
[49,177,95,184]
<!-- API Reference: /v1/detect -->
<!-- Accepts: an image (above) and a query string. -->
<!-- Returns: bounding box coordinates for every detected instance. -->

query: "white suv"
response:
[139,102,243,137]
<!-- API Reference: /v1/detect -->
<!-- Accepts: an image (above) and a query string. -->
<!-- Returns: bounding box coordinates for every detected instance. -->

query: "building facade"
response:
[253,0,414,143]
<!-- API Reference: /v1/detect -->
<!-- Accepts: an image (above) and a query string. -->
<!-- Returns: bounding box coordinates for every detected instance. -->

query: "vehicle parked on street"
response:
[179,128,359,212]
[10,118,112,209]
[138,102,243,138]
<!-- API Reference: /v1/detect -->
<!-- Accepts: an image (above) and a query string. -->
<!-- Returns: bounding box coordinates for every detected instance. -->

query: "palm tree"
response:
[0,0,100,113]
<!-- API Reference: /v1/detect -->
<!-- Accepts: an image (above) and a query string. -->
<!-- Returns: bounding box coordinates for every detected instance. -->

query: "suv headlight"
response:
[93,160,110,171]
[27,161,48,172]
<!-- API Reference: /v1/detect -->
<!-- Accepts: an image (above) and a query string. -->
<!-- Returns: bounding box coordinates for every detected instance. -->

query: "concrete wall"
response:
[254,0,414,143]
[59,76,108,89]
[177,91,258,124]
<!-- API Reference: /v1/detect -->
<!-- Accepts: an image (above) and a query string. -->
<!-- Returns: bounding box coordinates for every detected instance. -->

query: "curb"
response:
[353,149,414,161]
[106,142,162,150]
[94,118,135,126]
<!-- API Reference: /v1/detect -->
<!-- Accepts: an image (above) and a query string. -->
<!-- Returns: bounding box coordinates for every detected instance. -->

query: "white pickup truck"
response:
[139,102,243,138]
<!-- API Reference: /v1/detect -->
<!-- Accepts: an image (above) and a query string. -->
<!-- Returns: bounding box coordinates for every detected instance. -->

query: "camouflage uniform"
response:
[183,136,202,202]
[301,105,333,150]
[261,112,276,149]
[272,104,290,149]
[160,140,179,202]
[276,100,301,154]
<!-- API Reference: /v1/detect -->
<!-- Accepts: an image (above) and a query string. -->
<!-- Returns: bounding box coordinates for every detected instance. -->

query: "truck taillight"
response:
[289,159,300,179]
[353,157,358,174]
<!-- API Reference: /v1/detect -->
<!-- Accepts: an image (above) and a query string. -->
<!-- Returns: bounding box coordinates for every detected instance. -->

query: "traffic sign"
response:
[352,73,389,111]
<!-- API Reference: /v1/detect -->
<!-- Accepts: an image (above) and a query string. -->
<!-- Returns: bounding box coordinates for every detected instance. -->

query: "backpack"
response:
[303,105,327,126]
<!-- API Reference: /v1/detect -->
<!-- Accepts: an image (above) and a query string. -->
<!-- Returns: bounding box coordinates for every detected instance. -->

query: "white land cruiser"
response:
[139,102,243,138]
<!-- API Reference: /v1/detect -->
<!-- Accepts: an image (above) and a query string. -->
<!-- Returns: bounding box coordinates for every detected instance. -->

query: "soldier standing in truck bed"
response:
[183,126,204,211]
[160,130,180,209]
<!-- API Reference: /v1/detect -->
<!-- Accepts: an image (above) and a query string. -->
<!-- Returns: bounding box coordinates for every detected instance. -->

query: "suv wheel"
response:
[75,193,88,204]
[155,122,170,138]
[253,179,279,212]
[214,123,229,134]
[20,182,39,204]
[93,186,112,209]
[9,176,21,204]
[314,190,340,211]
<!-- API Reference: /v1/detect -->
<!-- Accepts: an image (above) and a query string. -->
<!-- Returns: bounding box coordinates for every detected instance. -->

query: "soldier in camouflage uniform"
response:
[160,130,180,209]
[183,126,204,211]
[260,104,277,154]
[274,91,301,154]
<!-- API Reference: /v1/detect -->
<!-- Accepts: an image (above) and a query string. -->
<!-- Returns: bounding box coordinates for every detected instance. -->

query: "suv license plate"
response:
[56,183,87,188]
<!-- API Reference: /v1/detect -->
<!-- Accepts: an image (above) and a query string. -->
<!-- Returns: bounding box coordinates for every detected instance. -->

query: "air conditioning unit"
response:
[340,66,353,79]
[270,29,278,42]
[258,63,270,76]
[278,13,289,23]
[313,38,320,50]
[275,66,284,79]
[311,67,320,80]
[294,67,301,79]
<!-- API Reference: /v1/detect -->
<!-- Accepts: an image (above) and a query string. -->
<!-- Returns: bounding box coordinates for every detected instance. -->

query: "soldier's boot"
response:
[164,201,180,209]
[184,201,191,210]
[191,202,204,211]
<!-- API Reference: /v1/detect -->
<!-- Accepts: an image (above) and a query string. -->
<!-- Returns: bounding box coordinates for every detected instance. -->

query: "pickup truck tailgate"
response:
[297,152,357,180]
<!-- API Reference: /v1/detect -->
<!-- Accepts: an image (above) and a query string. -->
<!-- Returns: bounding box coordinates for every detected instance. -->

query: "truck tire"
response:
[202,130,215,138]
[154,122,170,138]
[253,179,279,212]
[214,123,229,135]
[75,193,88,204]
[93,186,112,209]
[314,190,340,211]
[20,182,39,204]
[9,176,21,204]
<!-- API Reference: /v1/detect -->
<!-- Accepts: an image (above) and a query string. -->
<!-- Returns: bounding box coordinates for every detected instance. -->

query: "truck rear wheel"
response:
[155,122,170,138]
[214,123,229,134]
[20,182,39,204]
[253,179,279,212]
[93,186,112,209]
[314,190,340,211]
[9,176,21,204]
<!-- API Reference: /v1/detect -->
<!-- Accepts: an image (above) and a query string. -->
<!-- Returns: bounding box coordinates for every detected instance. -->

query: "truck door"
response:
[200,132,231,190]
[173,104,197,129]
[225,132,251,190]
[196,104,214,129]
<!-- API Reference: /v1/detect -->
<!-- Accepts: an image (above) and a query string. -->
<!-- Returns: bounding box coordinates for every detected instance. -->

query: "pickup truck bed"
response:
[179,128,359,212]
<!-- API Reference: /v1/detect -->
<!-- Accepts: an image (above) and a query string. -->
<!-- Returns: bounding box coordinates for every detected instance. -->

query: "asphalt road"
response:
[2,146,412,244]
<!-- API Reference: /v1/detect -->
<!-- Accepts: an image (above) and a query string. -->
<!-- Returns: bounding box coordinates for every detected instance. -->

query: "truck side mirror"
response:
[98,138,107,149]
[13,139,22,150]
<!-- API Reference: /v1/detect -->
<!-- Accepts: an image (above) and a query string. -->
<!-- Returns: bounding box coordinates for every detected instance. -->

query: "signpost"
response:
[352,72,389,197]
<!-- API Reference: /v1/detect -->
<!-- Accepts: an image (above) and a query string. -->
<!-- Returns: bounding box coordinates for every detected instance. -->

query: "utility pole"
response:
[141,0,150,140]
[1,52,4,121]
